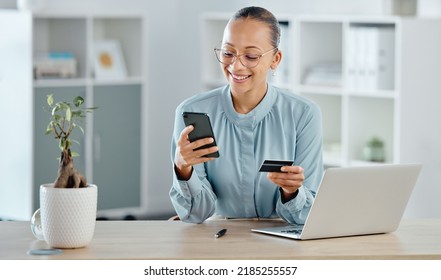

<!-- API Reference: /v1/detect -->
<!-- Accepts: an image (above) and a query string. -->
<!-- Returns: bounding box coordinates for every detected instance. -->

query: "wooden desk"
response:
[1,219,441,260]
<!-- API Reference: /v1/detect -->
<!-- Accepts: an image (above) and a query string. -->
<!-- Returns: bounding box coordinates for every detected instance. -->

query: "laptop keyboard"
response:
[281,225,303,235]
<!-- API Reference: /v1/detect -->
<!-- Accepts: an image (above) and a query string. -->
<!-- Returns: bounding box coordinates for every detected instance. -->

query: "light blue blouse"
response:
[170,84,324,224]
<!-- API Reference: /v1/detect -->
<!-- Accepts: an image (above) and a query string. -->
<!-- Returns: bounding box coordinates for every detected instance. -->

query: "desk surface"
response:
[1,219,441,260]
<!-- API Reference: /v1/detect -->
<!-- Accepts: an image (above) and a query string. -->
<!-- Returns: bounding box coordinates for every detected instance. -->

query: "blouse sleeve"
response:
[169,107,217,223]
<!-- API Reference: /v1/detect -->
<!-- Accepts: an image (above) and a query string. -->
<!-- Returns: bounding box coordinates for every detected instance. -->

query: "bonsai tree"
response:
[45,94,96,188]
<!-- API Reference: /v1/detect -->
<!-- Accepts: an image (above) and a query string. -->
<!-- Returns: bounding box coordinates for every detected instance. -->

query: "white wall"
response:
[0,10,33,220]
[399,18,441,218]
[0,0,16,9]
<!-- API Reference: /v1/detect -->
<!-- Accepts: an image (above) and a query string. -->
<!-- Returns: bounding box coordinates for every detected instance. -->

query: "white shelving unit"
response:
[30,13,148,219]
[293,15,401,167]
[200,13,438,168]
[306,15,441,219]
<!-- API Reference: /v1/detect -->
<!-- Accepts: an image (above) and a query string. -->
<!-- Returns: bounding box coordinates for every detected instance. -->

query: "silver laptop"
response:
[252,163,422,240]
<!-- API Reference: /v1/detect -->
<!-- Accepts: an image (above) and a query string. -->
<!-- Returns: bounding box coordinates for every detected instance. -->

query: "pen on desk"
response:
[214,228,227,238]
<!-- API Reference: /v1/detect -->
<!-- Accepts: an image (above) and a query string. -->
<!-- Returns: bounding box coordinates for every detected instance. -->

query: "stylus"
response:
[214,228,227,238]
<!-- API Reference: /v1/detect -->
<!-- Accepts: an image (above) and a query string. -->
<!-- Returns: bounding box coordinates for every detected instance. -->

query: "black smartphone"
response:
[259,160,294,172]
[182,112,219,158]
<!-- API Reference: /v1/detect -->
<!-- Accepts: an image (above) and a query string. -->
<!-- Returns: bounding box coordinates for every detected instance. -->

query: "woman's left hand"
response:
[267,165,304,202]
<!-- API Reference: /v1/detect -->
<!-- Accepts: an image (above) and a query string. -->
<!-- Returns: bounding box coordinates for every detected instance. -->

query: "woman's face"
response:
[221,18,281,97]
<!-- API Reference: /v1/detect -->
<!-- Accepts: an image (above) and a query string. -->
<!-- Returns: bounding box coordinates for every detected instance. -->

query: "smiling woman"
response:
[169,6,324,225]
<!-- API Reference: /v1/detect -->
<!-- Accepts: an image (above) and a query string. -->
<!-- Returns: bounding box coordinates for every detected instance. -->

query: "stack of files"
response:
[303,62,342,87]
[34,52,77,79]
[346,25,395,91]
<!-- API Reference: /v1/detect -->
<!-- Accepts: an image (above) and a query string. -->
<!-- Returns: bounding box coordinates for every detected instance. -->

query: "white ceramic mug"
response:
[31,184,98,249]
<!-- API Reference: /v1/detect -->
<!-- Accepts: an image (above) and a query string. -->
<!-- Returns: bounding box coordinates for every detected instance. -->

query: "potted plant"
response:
[362,136,385,162]
[31,94,97,249]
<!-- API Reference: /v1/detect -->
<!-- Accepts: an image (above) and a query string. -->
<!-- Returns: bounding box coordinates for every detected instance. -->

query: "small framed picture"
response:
[93,40,127,80]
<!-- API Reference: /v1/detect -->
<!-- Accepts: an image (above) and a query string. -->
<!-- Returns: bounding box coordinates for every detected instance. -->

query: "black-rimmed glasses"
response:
[214,47,277,68]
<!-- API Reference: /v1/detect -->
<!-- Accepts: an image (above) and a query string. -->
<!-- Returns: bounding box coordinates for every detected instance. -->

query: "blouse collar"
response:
[221,84,276,128]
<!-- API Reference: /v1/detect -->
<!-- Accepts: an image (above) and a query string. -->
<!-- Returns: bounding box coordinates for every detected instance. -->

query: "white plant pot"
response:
[39,183,98,249]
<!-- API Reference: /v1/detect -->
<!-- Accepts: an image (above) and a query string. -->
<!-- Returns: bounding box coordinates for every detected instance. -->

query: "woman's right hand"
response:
[174,125,219,180]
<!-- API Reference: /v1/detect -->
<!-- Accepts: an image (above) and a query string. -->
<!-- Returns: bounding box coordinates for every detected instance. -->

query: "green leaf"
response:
[44,94,96,160]
[76,124,85,134]
[47,94,54,106]
[86,106,98,112]
[45,124,53,135]
[71,110,82,117]
[51,106,59,116]
[71,151,80,157]
[66,107,72,122]
[59,102,69,111]
[74,96,84,107]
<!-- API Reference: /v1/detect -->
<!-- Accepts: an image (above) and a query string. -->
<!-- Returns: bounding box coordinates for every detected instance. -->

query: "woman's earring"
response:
[271,68,276,77]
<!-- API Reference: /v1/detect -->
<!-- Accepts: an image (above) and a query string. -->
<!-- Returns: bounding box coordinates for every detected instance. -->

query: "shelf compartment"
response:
[33,17,87,79]
[93,17,144,79]
[347,96,395,164]
[298,21,343,88]
[300,92,343,166]
[345,23,396,91]
[200,16,228,88]
[92,84,141,211]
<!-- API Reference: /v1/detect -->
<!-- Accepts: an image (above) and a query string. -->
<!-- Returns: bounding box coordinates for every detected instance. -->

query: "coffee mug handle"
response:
[30,208,45,240]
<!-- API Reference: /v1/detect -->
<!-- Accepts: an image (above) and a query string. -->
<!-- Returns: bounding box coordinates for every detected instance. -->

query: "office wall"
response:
[0,10,33,221]
[0,0,16,9]
[399,18,441,218]
[7,0,440,219]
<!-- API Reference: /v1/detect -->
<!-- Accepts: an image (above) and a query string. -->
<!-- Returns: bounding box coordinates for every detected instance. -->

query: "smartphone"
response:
[182,112,219,158]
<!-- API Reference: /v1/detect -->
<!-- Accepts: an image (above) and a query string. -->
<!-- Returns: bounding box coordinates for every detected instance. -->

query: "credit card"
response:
[259,160,294,172]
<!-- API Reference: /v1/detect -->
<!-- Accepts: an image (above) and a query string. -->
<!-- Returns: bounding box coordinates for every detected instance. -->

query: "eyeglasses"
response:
[214,47,278,68]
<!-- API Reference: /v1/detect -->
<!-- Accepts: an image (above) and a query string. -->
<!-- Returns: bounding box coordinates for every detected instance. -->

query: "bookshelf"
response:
[31,14,148,219]
[293,16,401,167]
[200,13,437,168]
